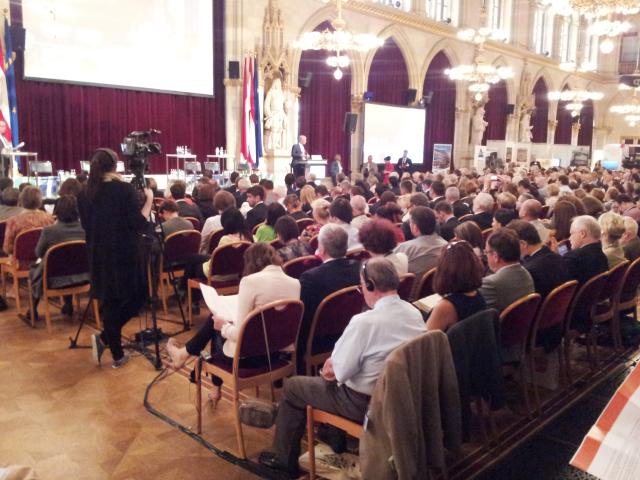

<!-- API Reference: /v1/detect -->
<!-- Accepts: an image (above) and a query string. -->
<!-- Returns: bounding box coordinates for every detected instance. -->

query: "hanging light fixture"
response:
[548,90,604,117]
[625,114,640,126]
[294,0,384,81]
[568,0,640,19]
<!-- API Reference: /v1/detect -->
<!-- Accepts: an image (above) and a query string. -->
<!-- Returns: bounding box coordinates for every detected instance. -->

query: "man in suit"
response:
[401,192,430,241]
[445,186,471,218]
[479,228,534,313]
[562,215,609,286]
[0,187,24,221]
[170,180,203,223]
[296,224,360,373]
[434,201,459,242]
[245,185,267,232]
[428,180,446,208]
[519,199,550,245]
[291,135,308,179]
[466,192,494,230]
[396,150,412,175]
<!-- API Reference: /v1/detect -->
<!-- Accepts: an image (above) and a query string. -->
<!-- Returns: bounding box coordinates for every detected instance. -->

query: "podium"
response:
[9,151,38,179]
[28,160,53,190]
[306,159,327,178]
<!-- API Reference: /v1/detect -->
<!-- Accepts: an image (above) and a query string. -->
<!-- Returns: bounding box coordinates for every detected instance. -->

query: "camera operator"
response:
[79,148,153,368]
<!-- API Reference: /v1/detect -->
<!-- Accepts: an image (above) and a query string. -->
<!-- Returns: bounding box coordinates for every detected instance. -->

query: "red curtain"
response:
[367,38,409,106]
[423,51,455,171]
[11,0,226,174]
[578,99,594,147]
[299,22,352,173]
[531,78,548,143]
[554,86,573,145]
[482,80,508,145]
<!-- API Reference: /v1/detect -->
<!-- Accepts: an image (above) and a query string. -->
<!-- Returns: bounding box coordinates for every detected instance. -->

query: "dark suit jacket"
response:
[439,216,459,242]
[176,200,203,223]
[465,211,493,231]
[396,158,412,173]
[624,236,640,262]
[297,257,360,371]
[562,241,609,286]
[245,202,267,231]
[291,143,306,165]
[452,201,471,218]
[523,246,570,299]
[429,196,445,209]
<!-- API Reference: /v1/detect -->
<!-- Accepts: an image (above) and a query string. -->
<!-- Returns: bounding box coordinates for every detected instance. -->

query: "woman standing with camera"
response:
[79,148,153,368]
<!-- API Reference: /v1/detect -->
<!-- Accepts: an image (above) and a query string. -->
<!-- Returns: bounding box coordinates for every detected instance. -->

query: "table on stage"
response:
[165,153,198,184]
[206,154,234,172]
[10,151,38,179]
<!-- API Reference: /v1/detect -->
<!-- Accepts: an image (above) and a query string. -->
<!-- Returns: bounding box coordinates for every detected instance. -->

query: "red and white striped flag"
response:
[0,36,12,144]
[240,56,256,167]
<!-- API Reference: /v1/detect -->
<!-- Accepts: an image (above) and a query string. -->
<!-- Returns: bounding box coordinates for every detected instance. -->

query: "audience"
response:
[158,200,193,237]
[275,216,312,262]
[217,207,253,247]
[349,195,369,230]
[519,199,550,244]
[245,185,268,231]
[563,215,609,285]
[621,216,640,262]
[358,218,408,275]
[434,201,458,242]
[4,186,54,255]
[0,187,24,220]
[598,212,627,268]
[395,206,446,280]
[616,194,640,221]
[200,190,236,253]
[170,180,203,223]
[454,221,487,271]
[254,202,286,243]
[195,183,217,220]
[299,184,317,214]
[550,200,578,243]
[445,186,471,218]
[283,194,308,221]
[301,198,330,242]
[329,197,362,251]
[467,192,494,230]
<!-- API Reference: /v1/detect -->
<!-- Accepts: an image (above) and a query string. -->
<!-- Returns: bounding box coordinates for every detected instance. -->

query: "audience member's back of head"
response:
[274,215,299,243]
[598,211,625,243]
[265,202,286,227]
[59,178,83,198]
[19,186,43,210]
[376,202,403,223]
[409,192,430,208]
[582,195,603,218]
[221,207,250,239]
[350,195,367,215]
[520,199,543,220]
[431,181,445,197]
[243,242,281,277]
[362,257,399,292]
[318,223,348,259]
[2,187,19,207]
[53,195,80,223]
[213,190,236,214]
[359,218,398,254]
[159,199,179,215]
[487,228,522,262]
[506,219,541,245]
[410,206,437,236]
[170,180,187,200]
[330,197,353,223]
[0,178,12,193]
[473,192,494,213]
[494,208,514,228]
[454,221,484,250]
[433,240,483,295]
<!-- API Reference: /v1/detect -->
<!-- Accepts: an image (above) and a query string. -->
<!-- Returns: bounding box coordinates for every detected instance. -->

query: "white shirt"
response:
[337,222,363,252]
[331,294,425,395]
[200,215,222,253]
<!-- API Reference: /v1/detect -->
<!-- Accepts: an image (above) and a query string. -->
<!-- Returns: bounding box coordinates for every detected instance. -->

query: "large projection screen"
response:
[363,103,426,164]
[22,0,214,96]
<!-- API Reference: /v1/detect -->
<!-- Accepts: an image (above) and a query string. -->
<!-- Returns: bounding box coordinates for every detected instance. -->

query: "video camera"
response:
[121,129,162,188]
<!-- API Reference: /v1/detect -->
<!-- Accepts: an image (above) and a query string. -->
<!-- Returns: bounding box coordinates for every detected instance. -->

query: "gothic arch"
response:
[530,68,556,95]
[363,25,418,92]
[419,40,463,102]
[491,56,517,105]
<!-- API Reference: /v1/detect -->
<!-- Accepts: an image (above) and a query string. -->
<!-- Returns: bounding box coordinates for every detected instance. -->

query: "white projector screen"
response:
[363,103,426,164]
[23,0,214,96]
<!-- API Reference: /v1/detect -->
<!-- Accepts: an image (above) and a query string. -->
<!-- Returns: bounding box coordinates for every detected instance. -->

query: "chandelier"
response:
[568,0,640,18]
[625,114,640,126]
[548,90,604,117]
[294,0,384,80]
[610,98,640,115]
[559,61,597,72]
[445,54,514,102]
[457,27,508,44]
[587,17,633,53]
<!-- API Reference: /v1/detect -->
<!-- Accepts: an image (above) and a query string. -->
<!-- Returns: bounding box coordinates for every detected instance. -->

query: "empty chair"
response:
[592,260,629,352]
[282,255,322,280]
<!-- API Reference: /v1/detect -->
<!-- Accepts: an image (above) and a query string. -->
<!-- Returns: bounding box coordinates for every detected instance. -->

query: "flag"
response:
[0,23,11,144]
[253,57,263,168]
[4,18,18,147]
[240,56,256,167]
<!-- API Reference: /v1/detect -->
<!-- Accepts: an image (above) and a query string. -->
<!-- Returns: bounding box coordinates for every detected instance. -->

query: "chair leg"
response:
[519,361,532,418]
[233,391,247,459]
[528,355,541,416]
[92,299,102,329]
[307,406,316,480]
[160,274,168,314]
[187,282,192,326]
[196,360,203,435]
[44,294,53,335]
[564,339,573,387]
[14,274,21,313]
[27,279,35,328]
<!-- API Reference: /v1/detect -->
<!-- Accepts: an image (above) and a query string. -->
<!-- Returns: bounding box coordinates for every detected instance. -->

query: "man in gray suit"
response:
[290,134,308,179]
[479,228,534,313]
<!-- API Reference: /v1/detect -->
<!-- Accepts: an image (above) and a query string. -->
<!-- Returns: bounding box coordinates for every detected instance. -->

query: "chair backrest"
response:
[252,222,264,235]
[567,271,609,333]
[397,273,416,302]
[345,248,370,262]
[14,227,42,268]
[296,218,314,234]
[481,228,493,243]
[209,241,251,278]
[163,230,201,267]
[270,239,284,250]
[237,299,304,358]
[458,214,473,222]
[307,286,364,356]
[183,216,202,231]
[0,221,7,253]
[43,240,90,288]
[599,260,629,304]
[367,197,377,205]
[534,280,578,333]
[620,256,640,304]
[416,267,437,299]
[207,229,226,254]
[309,234,319,251]
[498,293,542,349]
[282,255,322,279]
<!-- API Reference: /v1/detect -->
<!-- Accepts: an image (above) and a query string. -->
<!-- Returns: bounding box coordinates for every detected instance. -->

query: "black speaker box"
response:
[299,72,313,88]
[344,113,358,133]
[404,88,417,105]
[506,104,515,114]
[228,61,240,79]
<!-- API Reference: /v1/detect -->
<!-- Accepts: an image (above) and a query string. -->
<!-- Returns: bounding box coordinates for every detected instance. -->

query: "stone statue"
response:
[519,112,533,143]
[263,77,287,150]
[470,106,488,146]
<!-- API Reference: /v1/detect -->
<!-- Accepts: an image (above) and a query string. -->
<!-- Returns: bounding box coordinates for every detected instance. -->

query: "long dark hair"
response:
[86,148,118,200]
[220,207,252,242]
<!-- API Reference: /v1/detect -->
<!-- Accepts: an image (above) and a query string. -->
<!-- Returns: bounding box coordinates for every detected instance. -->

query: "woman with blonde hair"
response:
[299,185,317,214]
[598,211,627,268]
[300,198,330,242]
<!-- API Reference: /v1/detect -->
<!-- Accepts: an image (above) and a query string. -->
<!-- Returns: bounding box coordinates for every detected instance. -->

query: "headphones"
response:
[362,260,376,292]
[94,148,118,168]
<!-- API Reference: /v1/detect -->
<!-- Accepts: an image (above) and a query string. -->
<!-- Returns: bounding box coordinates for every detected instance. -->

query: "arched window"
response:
[559,14,579,63]
[487,0,512,39]
[426,0,458,24]
[533,3,552,55]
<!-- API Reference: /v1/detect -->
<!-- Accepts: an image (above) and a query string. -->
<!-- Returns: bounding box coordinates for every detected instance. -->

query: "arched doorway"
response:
[554,85,573,145]
[367,37,409,106]
[531,77,548,143]
[482,80,508,145]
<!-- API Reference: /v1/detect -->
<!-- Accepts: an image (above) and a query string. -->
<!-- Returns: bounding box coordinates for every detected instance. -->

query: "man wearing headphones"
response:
[259,257,425,476]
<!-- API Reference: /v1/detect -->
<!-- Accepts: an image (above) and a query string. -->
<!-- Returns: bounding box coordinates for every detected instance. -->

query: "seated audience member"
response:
[434,201,459,242]
[233,176,250,207]
[519,199,550,244]
[284,173,296,195]
[375,202,405,243]
[550,200,578,242]
[29,195,87,321]
[170,180,203,223]
[259,257,425,476]
[428,180,446,207]
[158,200,193,238]
[358,218,408,275]
[399,179,414,196]
[4,186,54,255]
[495,192,519,223]
[350,195,369,230]
[300,198,330,242]
[297,224,361,372]
[329,197,363,252]
[603,187,620,213]
[545,183,560,209]
[598,212,627,268]
[479,228,534,313]
[506,220,569,299]
[582,195,604,219]
[167,243,300,405]
[621,216,640,262]
[446,186,471,218]
[217,207,253,247]
[195,183,218,220]
[388,174,401,195]
[224,171,239,195]
[0,187,24,221]
[283,194,308,221]
[454,220,487,271]
[395,206,447,280]
[562,215,609,285]
[299,184,317,214]
[516,193,534,210]
[426,240,486,332]
[275,216,312,262]
[401,192,430,240]
[493,208,516,230]
[0,177,11,193]
[245,185,268,231]
[200,190,236,253]
[254,202,286,243]
[466,192,494,230]
[616,194,640,222]
[58,178,84,198]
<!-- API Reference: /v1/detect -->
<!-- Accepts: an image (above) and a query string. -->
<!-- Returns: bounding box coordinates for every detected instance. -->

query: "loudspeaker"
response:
[506,104,515,114]
[299,72,313,89]
[344,113,358,133]
[422,91,434,106]
[404,88,417,105]
[12,27,25,52]
[363,91,374,102]
[228,61,240,79]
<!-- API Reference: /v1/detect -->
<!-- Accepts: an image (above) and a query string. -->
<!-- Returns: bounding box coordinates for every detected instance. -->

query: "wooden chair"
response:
[309,234,319,251]
[295,218,314,234]
[367,197,377,205]
[528,281,578,410]
[196,299,304,459]
[0,220,9,268]
[183,216,202,231]
[28,240,100,334]
[541,205,550,218]
[269,239,284,250]
[282,255,322,279]
[188,241,251,324]
[305,286,364,375]
[459,213,474,222]
[306,406,363,480]
[481,228,493,244]
[251,222,264,235]
[415,267,437,301]
[498,293,542,417]
[2,227,42,313]
[397,273,416,302]
[158,230,201,314]
[345,248,370,262]
[592,261,629,352]
[207,229,226,254]
[616,257,640,323]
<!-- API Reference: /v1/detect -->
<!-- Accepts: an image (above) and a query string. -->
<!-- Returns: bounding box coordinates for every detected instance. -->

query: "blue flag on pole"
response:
[4,18,18,147]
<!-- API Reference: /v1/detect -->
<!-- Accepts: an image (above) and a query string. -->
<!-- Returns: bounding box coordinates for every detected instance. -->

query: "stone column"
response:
[454,106,472,168]
[350,95,365,173]
[547,119,557,145]
[571,122,580,146]
[224,78,243,171]
[593,125,612,150]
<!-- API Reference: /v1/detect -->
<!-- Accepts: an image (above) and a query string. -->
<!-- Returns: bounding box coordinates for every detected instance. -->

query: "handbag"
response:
[238,311,279,428]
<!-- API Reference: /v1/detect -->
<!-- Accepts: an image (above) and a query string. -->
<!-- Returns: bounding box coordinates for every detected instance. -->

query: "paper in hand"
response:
[199,283,238,324]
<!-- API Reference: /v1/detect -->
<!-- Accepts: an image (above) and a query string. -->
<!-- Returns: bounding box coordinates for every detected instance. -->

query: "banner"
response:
[432,144,452,173]
[240,56,256,167]
[253,57,263,168]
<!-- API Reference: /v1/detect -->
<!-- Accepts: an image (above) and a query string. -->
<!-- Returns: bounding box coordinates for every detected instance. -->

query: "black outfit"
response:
[291,143,307,178]
[296,258,360,372]
[401,220,414,242]
[79,181,148,361]
[465,211,493,231]
[234,191,247,208]
[196,200,216,220]
[452,200,471,218]
[176,200,203,223]
[246,202,267,231]
[396,157,412,174]
[562,242,609,286]
[429,196,445,209]
[439,216,459,242]
[445,292,486,322]
[290,210,309,221]
[523,246,570,299]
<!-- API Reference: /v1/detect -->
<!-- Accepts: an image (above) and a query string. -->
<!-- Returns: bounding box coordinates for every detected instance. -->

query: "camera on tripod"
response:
[120,129,162,187]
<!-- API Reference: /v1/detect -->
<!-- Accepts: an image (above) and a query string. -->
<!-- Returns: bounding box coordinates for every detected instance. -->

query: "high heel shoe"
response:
[208,386,222,409]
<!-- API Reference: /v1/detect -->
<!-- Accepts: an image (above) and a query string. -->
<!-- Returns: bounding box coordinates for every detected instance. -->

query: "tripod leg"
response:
[68,293,97,348]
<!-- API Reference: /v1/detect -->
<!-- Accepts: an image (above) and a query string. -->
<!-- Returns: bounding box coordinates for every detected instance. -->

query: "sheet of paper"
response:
[199,283,238,324]
[412,293,442,313]
[571,362,640,480]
